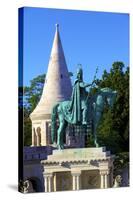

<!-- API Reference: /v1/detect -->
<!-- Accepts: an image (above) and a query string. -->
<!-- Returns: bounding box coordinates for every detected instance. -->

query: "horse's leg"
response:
[57,122,65,150]
[57,118,67,150]
[93,127,99,147]
[92,120,97,147]
[93,114,100,148]
[94,127,99,148]
[60,120,67,149]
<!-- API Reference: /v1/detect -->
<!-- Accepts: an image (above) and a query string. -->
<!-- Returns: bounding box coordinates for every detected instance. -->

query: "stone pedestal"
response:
[41,147,115,192]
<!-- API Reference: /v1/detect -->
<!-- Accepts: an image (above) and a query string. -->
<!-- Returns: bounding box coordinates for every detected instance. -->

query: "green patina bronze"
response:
[51,67,117,150]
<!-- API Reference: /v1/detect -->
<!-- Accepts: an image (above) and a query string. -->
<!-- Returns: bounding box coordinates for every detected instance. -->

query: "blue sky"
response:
[23,7,129,86]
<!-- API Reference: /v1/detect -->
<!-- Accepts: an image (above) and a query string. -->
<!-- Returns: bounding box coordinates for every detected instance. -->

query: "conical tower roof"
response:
[30,24,72,120]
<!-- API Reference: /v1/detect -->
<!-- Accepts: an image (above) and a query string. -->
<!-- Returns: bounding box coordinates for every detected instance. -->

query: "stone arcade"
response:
[23,24,114,193]
[41,148,114,192]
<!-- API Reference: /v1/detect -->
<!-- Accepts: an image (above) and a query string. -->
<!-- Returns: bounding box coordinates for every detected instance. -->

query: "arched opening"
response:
[26,177,44,193]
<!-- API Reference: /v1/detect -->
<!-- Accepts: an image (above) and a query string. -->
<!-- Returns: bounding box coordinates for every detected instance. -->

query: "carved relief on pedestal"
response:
[81,170,100,189]
[56,172,72,191]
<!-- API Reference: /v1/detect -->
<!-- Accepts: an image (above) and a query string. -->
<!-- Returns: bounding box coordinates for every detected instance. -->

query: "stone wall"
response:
[23,146,54,192]
[24,146,53,161]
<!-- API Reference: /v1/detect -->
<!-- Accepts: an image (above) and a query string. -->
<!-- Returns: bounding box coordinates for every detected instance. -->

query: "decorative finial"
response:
[55,23,59,30]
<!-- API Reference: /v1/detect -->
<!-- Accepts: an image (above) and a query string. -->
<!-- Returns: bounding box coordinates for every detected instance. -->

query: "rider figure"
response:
[70,67,92,125]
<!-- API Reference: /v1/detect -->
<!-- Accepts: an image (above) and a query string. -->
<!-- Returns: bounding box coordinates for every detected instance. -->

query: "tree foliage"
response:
[113,152,129,175]
[21,74,45,146]
[96,62,129,153]
[24,74,46,112]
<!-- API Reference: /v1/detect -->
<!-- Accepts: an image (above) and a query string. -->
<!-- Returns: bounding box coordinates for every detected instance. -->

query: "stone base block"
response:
[46,147,112,162]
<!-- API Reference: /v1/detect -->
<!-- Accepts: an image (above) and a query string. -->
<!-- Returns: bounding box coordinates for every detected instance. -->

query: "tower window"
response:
[61,74,63,79]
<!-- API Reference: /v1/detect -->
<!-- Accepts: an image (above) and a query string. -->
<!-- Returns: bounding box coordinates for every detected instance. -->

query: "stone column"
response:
[100,172,104,189]
[72,175,76,190]
[31,127,36,146]
[44,176,48,192]
[71,171,81,190]
[100,170,110,189]
[36,134,39,146]
[53,173,57,192]
[43,173,53,192]
[41,121,47,146]
[76,174,81,190]
[104,173,108,188]
[48,175,53,192]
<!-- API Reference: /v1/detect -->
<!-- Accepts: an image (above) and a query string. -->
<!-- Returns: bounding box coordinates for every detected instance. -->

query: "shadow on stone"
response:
[8,184,18,191]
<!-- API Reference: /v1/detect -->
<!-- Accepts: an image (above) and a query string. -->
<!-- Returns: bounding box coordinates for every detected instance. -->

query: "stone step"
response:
[52,147,106,155]
[47,147,110,161]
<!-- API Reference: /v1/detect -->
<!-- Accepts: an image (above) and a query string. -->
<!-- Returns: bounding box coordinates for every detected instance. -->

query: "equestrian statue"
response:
[51,67,117,149]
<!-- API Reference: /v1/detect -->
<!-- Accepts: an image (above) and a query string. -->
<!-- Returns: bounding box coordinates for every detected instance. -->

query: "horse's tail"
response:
[51,103,59,143]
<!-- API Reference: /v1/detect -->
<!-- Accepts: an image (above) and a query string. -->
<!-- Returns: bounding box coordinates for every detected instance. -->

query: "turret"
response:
[30,24,72,146]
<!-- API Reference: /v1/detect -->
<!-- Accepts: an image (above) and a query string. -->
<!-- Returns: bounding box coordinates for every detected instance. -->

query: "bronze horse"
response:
[51,87,117,149]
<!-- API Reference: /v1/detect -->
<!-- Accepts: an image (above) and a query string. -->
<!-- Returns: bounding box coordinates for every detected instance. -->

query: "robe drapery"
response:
[68,79,81,124]
[60,79,89,125]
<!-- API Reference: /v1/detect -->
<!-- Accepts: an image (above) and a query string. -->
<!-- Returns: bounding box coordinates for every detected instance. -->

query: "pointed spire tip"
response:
[55,23,59,30]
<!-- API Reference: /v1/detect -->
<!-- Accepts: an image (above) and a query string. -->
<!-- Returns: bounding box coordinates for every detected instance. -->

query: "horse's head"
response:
[100,88,117,108]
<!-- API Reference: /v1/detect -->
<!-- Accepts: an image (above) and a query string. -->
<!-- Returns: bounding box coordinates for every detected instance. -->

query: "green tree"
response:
[24,74,46,112]
[23,74,45,146]
[96,62,129,153]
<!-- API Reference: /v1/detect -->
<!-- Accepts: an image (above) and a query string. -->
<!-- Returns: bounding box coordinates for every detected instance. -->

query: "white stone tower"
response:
[30,24,72,146]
